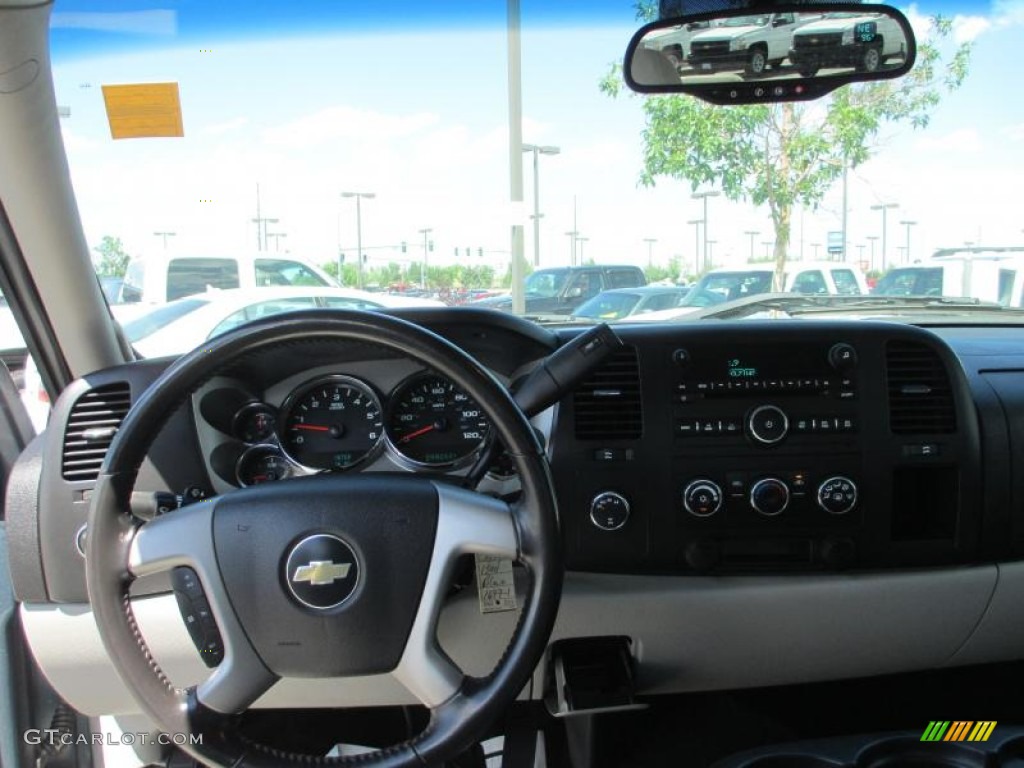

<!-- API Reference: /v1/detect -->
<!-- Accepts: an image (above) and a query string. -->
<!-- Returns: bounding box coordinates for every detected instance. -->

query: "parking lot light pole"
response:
[687,219,702,276]
[565,230,578,266]
[153,231,175,250]
[418,227,432,290]
[523,144,560,267]
[644,238,658,268]
[692,190,720,271]
[341,192,375,289]
[871,202,898,271]
[866,236,879,272]
[744,230,759,261]
[899,220,917,264]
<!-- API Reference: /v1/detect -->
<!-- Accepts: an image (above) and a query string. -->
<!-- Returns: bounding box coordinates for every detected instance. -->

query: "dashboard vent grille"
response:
[61,383,131,482]
[886,341,956,434]
[573,346,643,440]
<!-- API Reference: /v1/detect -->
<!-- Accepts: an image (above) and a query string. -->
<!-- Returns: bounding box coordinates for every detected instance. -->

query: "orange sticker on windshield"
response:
[101,82,183,139]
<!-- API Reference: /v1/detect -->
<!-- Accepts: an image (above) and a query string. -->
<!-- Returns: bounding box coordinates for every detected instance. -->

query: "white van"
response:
[873,250,1024,306]
[120,252,337,306]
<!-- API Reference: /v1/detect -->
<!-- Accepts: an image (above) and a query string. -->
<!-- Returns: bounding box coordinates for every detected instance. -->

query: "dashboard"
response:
[9,308,1024,715]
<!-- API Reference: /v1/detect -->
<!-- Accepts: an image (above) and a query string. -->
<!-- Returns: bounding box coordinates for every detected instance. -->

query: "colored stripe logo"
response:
[920,721,997,742]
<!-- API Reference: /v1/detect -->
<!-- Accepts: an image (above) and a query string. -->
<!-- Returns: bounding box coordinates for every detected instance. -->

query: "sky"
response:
[47,0,1024,279]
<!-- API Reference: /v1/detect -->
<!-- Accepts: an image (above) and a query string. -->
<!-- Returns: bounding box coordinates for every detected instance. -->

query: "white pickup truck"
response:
[789,12,907,77]
[687,12,809,75]
[641,20,716,69]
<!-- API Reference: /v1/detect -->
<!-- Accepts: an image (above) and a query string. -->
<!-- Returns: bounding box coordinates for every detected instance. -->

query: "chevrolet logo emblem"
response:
[292,560,352,586]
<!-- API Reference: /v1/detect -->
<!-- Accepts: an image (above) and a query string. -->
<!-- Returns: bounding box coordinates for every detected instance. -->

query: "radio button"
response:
[748,405,789,445]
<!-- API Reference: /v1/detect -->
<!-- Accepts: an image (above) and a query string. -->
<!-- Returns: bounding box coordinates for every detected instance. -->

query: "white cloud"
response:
[260,106,439,148]
[914,128,982,153]
[1003,123,1024,141]
[201,117,249,136]
[994,0,1024,27]
[952,14,992,42]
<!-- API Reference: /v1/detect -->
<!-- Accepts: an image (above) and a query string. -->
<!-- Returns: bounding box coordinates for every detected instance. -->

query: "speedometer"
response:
[385,373,490,468]
[280,375,384,470]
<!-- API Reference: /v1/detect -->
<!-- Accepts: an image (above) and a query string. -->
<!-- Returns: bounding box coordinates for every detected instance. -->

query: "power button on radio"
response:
[748,405,788,445]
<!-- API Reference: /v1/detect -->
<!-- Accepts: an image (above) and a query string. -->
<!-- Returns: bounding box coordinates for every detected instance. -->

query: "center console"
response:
[551,322,981,575]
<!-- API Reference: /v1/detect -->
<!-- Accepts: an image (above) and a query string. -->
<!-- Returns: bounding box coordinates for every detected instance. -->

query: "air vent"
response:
[573,347,642,440]
[61,383,131,482]
[886,341,956,434]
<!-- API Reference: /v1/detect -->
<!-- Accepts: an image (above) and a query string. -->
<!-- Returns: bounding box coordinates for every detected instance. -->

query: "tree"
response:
[93,236,130,277]
[602,13,972,289]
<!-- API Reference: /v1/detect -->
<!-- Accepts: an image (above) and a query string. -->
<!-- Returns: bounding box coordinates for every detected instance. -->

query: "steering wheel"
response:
[84,311,563,767]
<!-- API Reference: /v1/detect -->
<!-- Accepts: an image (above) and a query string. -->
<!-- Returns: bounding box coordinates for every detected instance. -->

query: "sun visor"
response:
[101,82,184,139]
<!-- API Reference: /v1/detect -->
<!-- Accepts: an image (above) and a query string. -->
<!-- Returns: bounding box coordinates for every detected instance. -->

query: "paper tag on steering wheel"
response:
[475,554,517,614]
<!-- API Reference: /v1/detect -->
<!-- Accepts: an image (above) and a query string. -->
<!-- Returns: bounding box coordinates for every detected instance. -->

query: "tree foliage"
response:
[322,260,496,291]
[92,235,131,277]
[602,13,973,288]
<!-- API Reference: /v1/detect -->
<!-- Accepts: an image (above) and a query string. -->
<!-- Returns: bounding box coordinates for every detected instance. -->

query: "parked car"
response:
[571,285,690,320]
[789,11,908,77]
[688,12,811,75]
[872,249,1024,305]
[120,251,337,306]
[472,264,647,315]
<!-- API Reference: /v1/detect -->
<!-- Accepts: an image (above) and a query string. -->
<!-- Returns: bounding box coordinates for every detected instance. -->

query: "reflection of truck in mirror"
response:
[789,13,907,77]
[687,13,813,75]
[641,20,716,70]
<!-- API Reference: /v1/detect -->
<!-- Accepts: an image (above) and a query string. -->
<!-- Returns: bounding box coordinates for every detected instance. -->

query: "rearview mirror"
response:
[625,3,915,104]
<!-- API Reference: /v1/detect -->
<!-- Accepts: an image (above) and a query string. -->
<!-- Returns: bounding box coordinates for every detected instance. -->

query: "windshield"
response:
[722,15,770,27]
[574,292,641,319]
[121,298,209,343]
[524,270,570,298]
[43,0,1024,343]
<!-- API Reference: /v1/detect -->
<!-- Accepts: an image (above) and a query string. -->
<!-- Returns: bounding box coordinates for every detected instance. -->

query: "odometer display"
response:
[281,376,383,470]
[386,374,489,467]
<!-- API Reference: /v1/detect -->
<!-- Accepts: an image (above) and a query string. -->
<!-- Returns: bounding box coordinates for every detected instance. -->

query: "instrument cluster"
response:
[223,371,491,486]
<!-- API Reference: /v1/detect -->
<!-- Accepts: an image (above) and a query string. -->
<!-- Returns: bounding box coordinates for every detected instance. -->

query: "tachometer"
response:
[281,376,384,470]
[386,373,490,468]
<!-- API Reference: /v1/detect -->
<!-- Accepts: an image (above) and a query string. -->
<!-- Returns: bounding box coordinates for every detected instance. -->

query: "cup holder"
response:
[855,736,990,768]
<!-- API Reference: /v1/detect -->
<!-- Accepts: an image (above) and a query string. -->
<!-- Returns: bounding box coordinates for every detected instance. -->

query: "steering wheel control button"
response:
[828,343,858,371]
[818,476,858,515]
[747,405,788,445]
[285,534,361,610]
[750,478,790,517]
[171,567,224,668]
[683,480,723,517]
[590,491,631,531]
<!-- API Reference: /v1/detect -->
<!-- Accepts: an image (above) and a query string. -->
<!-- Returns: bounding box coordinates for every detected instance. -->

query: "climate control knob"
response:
[748,405,788,446]
[750,478,790,516]
[818,476,858,515]
[683,480,723,517]
[590,491,631,531]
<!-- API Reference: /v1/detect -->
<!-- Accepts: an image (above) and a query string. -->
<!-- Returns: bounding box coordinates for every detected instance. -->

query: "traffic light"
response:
[478,248,484,258]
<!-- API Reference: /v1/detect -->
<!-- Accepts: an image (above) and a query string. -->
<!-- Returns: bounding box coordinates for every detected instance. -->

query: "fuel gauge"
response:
[236,445,294,487]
